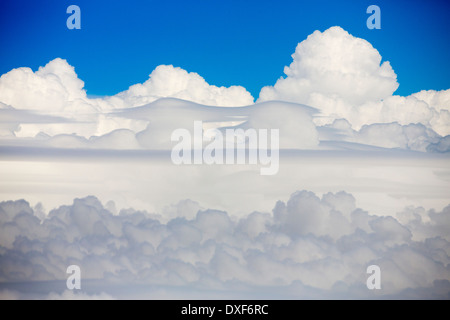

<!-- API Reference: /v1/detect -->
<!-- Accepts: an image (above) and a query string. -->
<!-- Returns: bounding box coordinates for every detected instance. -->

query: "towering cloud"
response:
[258,27,450,136]
[259,26,398,105]
[0,58,90,114]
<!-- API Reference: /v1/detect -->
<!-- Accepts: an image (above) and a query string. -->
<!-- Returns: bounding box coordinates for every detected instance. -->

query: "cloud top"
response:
[0,58,89,113]
[0,192,449,299]
[259,26,398,105]
[0,26,449,148]
[115,65,254,107]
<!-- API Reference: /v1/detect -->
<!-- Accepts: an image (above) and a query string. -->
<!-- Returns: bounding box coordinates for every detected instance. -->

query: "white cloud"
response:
[114,65,254,107]
[258,27,450,137]
[1,98,318,150]
[412,89,450,136]
[413,89,450,113]
[427,135,450,153]
[0,26,449,299]
[0,192,449,298]
[0,28,449,150]
[321,120,442,151]
[0,60,254,115]
[0,58,89,114]
[0,60,254,139]
[259,26,398,105]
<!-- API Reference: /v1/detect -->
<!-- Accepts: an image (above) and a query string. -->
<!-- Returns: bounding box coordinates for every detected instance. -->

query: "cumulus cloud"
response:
[320,119,444,152]
[0,59,254,139]
[258,27,450,137]
[0,58,90,114]
[0,192,449,299]
[0,59,253,114]
[413,89,450,113]
[113,65,254,107]
[0,27,449,151]
[427,135,450,153]
[412,89,450,136]
[1,25,449,301]
[259,26,398,105]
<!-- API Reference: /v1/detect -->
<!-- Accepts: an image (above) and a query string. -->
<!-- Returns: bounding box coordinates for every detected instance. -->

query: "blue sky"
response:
[1,0,450,301]
[0,0,449,98]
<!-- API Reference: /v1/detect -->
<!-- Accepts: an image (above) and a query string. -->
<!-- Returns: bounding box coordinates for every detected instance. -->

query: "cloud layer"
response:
[258,26,450,137]
[0,59,254,138]
[0,59,253,113]
[0,192,449,299]
[1,26,450,299]
[0,26,449,151]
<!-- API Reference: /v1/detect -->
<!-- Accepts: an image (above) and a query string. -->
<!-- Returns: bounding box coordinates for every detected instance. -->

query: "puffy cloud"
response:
[0,58,136,138]
[413,89,450,113]
[0,58,90,114]
[397,205,450,242]
[314,94,435,130]
[1,28,449,150]
[259,26,398,105]
[1,26,449,301]
[354,122,439,151]
[258,27,450,137]
[114,65,254,107]
[338,92,450,135]
[412,89,450,136]
[273,190,353,240]
[0,192,449,299]
[0,60,254,139]
[0,60,253,116]
[427,135,450,153]
[320,119,443,152]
